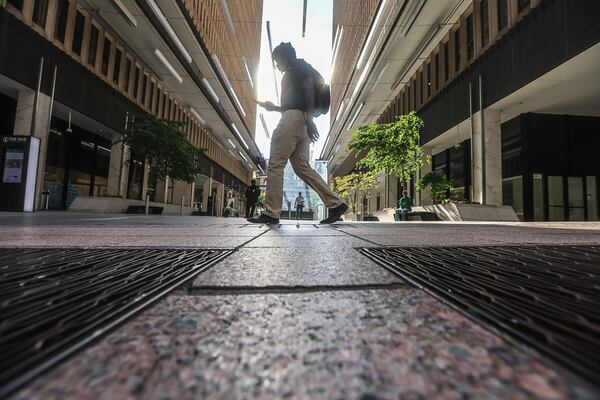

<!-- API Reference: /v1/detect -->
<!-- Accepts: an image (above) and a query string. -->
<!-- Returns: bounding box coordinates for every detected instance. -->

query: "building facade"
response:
[322,0,600,221]
[0,0,264,214]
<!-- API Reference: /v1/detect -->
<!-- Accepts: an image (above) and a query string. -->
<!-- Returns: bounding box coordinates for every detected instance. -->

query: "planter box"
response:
[68,196,193,216]
[418,203,518,222]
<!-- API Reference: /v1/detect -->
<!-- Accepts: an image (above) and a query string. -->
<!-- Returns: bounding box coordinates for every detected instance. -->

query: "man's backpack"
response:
[311,70,330,117]
[298,60,330,117]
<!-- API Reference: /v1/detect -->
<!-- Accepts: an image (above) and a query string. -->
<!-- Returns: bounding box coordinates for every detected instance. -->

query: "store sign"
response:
[2,136,28,144]
[3,149,24,183]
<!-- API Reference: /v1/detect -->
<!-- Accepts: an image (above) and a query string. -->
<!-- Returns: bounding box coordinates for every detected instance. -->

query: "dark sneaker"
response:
[247,213,279,224]
[320,203,348,224]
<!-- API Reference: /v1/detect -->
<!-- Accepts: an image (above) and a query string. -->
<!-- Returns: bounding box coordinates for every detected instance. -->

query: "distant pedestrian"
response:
[397,190,413,221]
[245,179,260,217]
[295,192,305,220]
[248,42,347,224]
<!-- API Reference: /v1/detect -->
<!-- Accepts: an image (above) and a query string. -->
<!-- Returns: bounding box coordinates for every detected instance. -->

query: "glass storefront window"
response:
[7,0,24,11]
[88,25,99,67]
[71,10,86,56]
[502,176,523,221]
[587,176,598,221]
[497,0,508,30]
[44,118,111,209]
[100,37,112,76]
[113,48,122,85]
[32,0,49,28]
[517,0,530,12]
[54,0,69,43]
[480,0,489,47]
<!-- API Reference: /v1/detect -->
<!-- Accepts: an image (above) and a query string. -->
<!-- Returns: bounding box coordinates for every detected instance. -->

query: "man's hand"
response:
[256,100,280,112]
[306,115,319,142]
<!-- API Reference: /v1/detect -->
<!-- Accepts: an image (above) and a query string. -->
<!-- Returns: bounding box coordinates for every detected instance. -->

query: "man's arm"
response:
[256,100,282,113]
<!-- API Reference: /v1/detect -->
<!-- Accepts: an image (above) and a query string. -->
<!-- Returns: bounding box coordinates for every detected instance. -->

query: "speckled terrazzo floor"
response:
[2,212,599,399]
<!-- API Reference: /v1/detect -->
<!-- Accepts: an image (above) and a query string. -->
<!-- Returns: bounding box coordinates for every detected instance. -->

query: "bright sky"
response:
[254,0,333,161]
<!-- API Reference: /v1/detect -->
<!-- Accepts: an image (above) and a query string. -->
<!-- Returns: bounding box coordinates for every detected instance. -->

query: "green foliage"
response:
[349,112,428,183]
[257,192,266,208]
[416,172,454,204]
[122,114,204,183]
[333,172,378,215]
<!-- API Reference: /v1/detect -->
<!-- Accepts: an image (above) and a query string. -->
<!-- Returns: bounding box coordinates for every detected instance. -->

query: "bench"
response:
[408,211,439,221]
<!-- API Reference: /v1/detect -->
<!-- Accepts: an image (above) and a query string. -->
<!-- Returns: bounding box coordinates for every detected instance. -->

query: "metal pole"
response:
[469,82,475,203]
[46,66,57,134]
[266,21,280,104]
[302,0,307,38]
[31,57,44,136]
[145,194,150,215]
[118,113,128,198]
[479,75,486,205]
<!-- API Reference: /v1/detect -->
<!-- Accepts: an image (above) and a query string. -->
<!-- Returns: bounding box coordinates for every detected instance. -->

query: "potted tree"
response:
[349,111,428,189]
[416,171,453,204]
[122,114,205,185]
[348,112,428,219]
[333,172,378,221]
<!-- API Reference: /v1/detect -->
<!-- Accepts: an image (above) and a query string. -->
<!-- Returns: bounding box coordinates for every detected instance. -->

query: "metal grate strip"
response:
[360,245,600,385]
[0,248,231,397]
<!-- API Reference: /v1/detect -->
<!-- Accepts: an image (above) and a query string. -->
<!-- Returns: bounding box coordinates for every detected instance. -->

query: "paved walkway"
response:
[2,212,600,399]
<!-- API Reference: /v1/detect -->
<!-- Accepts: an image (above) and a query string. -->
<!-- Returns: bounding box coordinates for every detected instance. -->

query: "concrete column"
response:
[163,177,169,203]
[172,180,188,206]
[154,178,166,204]
[189,182,195,208]
[14,89,51,210]
[202,179,210,212]
[216,182,224,216]
[107,134,129,197]
[472,108,502,206]
[418,149,433,205]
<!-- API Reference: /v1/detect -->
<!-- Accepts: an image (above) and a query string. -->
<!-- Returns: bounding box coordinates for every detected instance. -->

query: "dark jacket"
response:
[245,185,260,203]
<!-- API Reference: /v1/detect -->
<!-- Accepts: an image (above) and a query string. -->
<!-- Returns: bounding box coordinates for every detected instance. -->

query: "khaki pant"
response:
[264,110,343,218]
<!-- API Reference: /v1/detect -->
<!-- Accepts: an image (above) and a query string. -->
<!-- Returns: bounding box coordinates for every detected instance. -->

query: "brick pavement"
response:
[2,212,599,399]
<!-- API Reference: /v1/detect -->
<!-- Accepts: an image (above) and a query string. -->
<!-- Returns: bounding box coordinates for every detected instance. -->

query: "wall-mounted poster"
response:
[3,149,24,183]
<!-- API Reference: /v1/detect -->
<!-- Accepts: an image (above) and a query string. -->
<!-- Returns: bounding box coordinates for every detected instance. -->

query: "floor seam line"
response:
[180,283,406,295]
[331,226,386,246]
[232,227,273,250]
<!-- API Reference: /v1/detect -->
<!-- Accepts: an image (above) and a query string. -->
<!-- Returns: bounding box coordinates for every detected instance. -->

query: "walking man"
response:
[248,42,347,224]
[295,192,305,220]
[245,179,260,217]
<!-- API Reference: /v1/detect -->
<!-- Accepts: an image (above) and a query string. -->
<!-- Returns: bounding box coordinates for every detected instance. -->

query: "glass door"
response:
[567,177,585,221]
[547,176,564,221]
[586,176,598,221]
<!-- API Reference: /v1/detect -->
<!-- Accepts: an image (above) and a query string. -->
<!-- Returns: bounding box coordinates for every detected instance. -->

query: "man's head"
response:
[272,42,296,72]
[251,179,256,185]
[403,190,408,196]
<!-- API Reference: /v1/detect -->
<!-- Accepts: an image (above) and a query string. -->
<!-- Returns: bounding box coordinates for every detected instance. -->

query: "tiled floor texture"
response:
[2,213,599,399]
